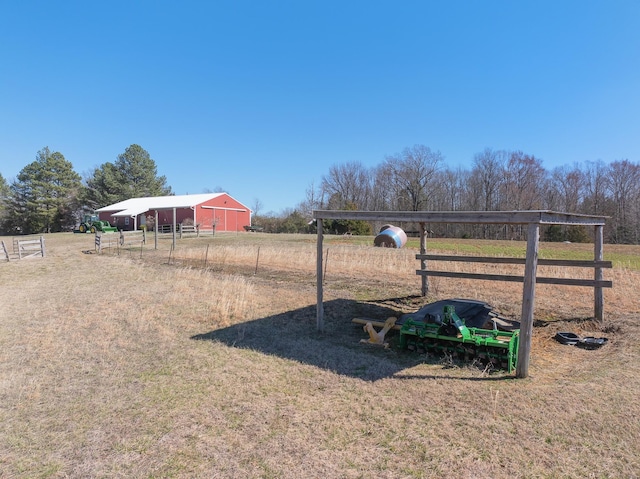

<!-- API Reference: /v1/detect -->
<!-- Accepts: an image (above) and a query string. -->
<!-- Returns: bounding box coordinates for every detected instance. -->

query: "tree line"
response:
[0,144,170,234]
[286,145,640,243]
[2,143,639,243]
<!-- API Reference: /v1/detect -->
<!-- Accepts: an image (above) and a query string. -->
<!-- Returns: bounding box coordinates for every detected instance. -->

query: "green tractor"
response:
[75,214,118,234]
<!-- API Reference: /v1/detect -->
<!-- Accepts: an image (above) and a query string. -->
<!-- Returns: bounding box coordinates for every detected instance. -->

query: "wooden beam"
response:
[419,222,428,297]
[415,254,612,268]
[316,218,324,332]
[595,225,605,323]
[172,207,177,250]
[313,209,608,226]
[517,223,539,379]
[154,210,158,250]
[415,270,612,287]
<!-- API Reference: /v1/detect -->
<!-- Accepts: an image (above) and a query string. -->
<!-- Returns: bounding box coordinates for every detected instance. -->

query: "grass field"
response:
[1,232,639,478]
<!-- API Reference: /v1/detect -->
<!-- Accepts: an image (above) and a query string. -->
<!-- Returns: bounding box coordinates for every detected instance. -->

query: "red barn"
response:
[95,193,251,232]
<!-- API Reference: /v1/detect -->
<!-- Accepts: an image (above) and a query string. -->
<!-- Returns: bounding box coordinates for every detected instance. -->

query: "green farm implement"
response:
[75,214,118,234]
[398,304,520,373]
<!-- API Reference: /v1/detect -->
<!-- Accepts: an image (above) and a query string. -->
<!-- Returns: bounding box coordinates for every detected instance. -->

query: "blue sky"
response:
[1,1,639,214]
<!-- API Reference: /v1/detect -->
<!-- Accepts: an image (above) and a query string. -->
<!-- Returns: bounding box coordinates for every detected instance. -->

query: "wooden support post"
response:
[316,218,324,332]
[172,207,177,250]
[154,210,158,250]
[594,225,604,323]
[419,222,428,297]
[1,240,9,261]
[516,223,540,379]
[40,236,46,257]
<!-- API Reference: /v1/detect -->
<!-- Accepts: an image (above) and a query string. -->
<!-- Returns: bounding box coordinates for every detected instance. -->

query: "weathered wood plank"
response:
[179,224,199,238]
[595,225,605,323]
[2,240,10,261]
[415,270,612,288]
[119,229,146,246]
[316,218,324,332]
[419,222,428,296]
[517,223,539,379]
[17,237,45,259]
[415,254,612,268]
[313,209,608,226]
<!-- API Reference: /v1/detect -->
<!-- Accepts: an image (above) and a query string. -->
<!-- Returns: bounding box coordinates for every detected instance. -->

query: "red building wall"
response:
[193,195,250,232]
[99,194,251,232]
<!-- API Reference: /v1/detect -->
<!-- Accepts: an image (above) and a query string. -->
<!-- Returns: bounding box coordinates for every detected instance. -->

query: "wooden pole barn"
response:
[313,210,612,379]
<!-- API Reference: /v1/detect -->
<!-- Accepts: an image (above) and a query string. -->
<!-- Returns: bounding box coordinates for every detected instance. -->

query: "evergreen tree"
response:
[5,147,82,234]
[84,144,172,208]
[544,225,564,242]
[325,202,372,235]
[0,173,9,233]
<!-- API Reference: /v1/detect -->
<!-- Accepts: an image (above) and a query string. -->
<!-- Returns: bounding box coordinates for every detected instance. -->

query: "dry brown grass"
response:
[1,232,639,478]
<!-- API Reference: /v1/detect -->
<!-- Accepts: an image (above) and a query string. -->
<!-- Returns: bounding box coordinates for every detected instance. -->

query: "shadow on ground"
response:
[191,297,512,382]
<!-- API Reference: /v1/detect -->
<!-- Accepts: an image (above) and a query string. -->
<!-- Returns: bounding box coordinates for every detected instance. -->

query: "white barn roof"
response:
[96,193,226,217]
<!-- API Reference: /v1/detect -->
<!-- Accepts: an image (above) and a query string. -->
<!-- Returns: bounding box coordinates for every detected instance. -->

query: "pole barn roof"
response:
[96,193,232,217]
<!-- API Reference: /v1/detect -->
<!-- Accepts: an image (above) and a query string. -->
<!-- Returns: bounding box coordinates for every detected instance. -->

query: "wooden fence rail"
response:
[119,229,146,246]
[1,240,9,261]
[15,236,46,260]
[415,253,613,288]
[179,224,199,238]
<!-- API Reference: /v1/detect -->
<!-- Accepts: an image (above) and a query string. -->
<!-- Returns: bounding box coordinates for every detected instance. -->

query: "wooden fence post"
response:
[316,218,324,332]
[516,223,540,379]
[594,225,605,323]
[154,210,158,250]
[1,240,9,261]
[323,248,329,285]
[254,246,260,274]
[420,222,428,296]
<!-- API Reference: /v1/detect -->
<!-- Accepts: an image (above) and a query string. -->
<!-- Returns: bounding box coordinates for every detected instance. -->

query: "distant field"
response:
[1,232,638,478]
[334,234,640,271]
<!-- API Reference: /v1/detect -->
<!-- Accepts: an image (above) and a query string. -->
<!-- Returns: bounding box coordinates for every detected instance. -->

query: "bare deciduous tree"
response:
[606,159,640,243]
[582,160,609,216]
[384,144,444,211]
[549,164,585,212]
[321,161,372,210]
[296,181,324,218]
[471,148,507,211]
[251,197,264,218]
[502,151,547,210]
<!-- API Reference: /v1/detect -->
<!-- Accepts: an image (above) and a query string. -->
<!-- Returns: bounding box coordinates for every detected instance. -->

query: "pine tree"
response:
[0,173,9,233]
[5,147,82,234]
[84,144,172,208]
